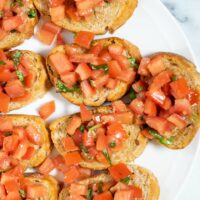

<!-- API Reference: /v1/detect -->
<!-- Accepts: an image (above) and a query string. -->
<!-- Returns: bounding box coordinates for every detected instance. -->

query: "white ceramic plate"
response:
[10,0,200,199]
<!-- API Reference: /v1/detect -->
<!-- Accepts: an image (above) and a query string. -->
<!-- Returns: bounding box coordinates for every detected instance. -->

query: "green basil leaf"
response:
[16,70,24,83]
[80,144,94,160]
[87,188,93,200]
[90,64,108,73]
[19,189,26,198]
[28,9,37,18]
[11,50,21,67]
[0,61,6,65]
[120,176,131,185]
[129,88,136,100]
[109,142,116,148]
[57,80,80,93]
[102,149,111,165]
[79,124,85,133]
[128,57,138,68]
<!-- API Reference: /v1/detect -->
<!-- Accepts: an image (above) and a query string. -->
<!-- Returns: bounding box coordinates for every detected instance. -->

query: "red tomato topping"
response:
[80,80,96,98]
[129,98,144,115]
[187,88,199,105]
[64,151,82,166]
[93,191,113,200]
[2,15,23,31]
[82,131,95,147]
[0,92,10,113]
[0,118,13,132]
[138,57,150,76]
[64,166,80,184]
[96,130,107,151]
[108,60,122,78]
[39,158,55,175]
[167,113,187,129]
[63,137,79,152]
[74,31,94,49]
[146,89,166,106]
[75,63,92,80]
[38,101,56,120]
[66,115,82,135]
[25,125,42,145]
[112,100,127,113]
[80,104,92,122]
[61,72,78,86]
[144,98,157,116]
[26,184,47,198]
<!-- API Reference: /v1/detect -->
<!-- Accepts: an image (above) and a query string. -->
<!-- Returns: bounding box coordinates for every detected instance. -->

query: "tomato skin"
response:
[61,72,78,86]
[90,44,103,56]
[111,55,131,70]
[93,74,109,89]
[38,101,56,120]
[4,179,20,193]
[26,184,47,198]
[170,78,189,99]
[66,115,82,136]
[108,60,122,78]
[53,155,69,173]
[160,97,172,110]
[12,138,29,159]
[108,163,132,181]
[96,151,110,165]
[74,31,94,49]
[129,98,144,115]
[0,92,10,112]
[82,130,95,147]
[80,104,92,122]
[25,125,42,145]
[69,183,88,196]
[117,70,136,84]
[75,63,92,80]
[72,130,83,146]
[99,49,112,62]
[3,135,19,153]
[5,192,21,200]
[0,152,10,171]
[24,73,34,88]
[144,98,157,116]
[146,89,166,106]
[63,136,79,152]
[167,113,187,129]
[39,157,55,175]
[80,80,96,98]
[138,57,151,76]
[0,118,13,132]
[64,151,82,166]
[0,69,12,82]
[22,146,35,160]
[112,100,127,113]
[93,191,113,200]
[96,130,107,151]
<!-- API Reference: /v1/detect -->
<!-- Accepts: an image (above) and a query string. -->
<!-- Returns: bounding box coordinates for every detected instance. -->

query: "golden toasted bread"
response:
[50,106,148,170]
[59,164,160,200]
[46,37,141,106]
[33,0,138,34]
[24,174,59,200]
[0,0,38,49]
[0,115,51,171]
[7,50,50,112]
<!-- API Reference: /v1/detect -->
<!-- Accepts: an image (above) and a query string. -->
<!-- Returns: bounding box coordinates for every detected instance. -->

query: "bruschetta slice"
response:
[129,53,200,149]
[0,165,58,199]
[0,0,38,49]
[59,163,160,200]
[33,0,138,34]
[0,49,50,112]
[47,36,141,106]
[0,115,51,172]
[50,102,147,170]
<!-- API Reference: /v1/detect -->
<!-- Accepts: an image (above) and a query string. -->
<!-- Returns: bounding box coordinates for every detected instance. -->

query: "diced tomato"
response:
[141,129,154,139]
[117,70,136,84]
[4,80,25,99]
[63,136,79,152]
[24,73,34,88]
[0,185,6,199]
[49,0,65,7]
[93,74,109,88]
[146,89,166,106]
[4,179,20,193]
[147,55,166,76]
[129,98,144,115]
[0,152,10,171]
[144,98,157,116]
[26,184,47,198]
[0,69,12,82]
[112,100,127,113]
[108,163,132,181]
[25,125,42,145]
[53,155,69,173]
[187,88,199,105]
[17,64,29,77]
[50,5,65,21]
[170,99,192,116]
[160,97,172,110]
[108,60,122,78]
[82,130,95,147]
[5,192,21,200]
[49,52,74,75]
[0,28,7,40]
[145,116,173,136]
[96,131,107,151]
[132,80,146,93]
[72,129,83,146]
[22,146,35,160]
[96,151,110,165]
[108,44,123,55]
[0,118,13,132]
[114,112,134,124]
[112,55,131,70]
[138,57,150,76]
[12,138,29,159]
[70,194,87,200]
[90,44,103,56]
[80,80,96,98]
[61,72,78,86]
[64,151,82,166]
[170,78,189,99]
[93,191,113,200]
[106,78,118,89]
[0,93,10,113]
[167,113,187,129]
[3,135,19,153]
[37,22,61,45]
[78,167,92,179]
[70,183,88,197]
[38,101,56,120]
[91,69,104,80]
[150,70,172,91]
[38,157,55,175]
[80,104,92,122]
[100,49,112,62]
[66,115,82,135]
[69,53,95,63]
[75,63,92,80]
[2,15,23,31]
[11,91,31,102]
[74,31,94,49]
[56,32,65,46]
[114,189,133,200]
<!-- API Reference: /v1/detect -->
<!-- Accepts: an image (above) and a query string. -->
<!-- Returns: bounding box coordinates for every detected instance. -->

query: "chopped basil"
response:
[11,50,21,67]
[98,182,103,193]
[148,128,173,145]
[28,9,37,18]
[19,189,26,198]
[11,0,24,7]
[0,61,6,65]
[88,124,102,132]
[90,64,109,73]
[102,149,111,165]
[80,144,94,160]
[56,80,80,93]
[120,176,131,185]
[138,86,144,92]
[79,124,85,133]
[128,57,138,68]
[109,142,116,148]
[16,70,24,83]
[0,11,4,18]
[4,132,12,137]
[171,75,177,81]
[129,88,136,100]
[87,188,93,200]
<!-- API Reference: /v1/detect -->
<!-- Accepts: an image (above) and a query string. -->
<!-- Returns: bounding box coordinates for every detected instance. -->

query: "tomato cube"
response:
[93,191,113,200]
[108,60,122,78]
[75,63,92,80]
[64,151,82,166]
[74,31,94,49]
[66,115,82,135]
[112,100,127,113]
[61,72,78,86]
[138,57,151,76]
[129,98,144,115]
[39,158,55,175]
[62,137,79,152]
[50,5,65,21]
[25,125,42,145]
[80,80,96,98]
[167,113,187,129]
[2,15,23,31]
[144,98,157,116]
[80,104,92,122]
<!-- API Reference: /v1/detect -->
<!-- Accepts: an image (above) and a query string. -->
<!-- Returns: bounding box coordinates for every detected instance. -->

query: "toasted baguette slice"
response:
[59,164,160,200]
[46,37,141,106]
[33,0,137,34]
[149,53,200,149]
[23,174,59,200]
[50,106,148,170]
[0,115,51,171]
[7,50,50,112]
[0,0,38,49]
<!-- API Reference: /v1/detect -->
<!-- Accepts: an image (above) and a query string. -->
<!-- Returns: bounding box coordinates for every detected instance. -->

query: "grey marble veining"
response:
[161,0,200,66]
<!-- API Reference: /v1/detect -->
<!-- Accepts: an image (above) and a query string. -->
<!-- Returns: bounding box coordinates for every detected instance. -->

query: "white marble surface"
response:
[161,0,200,199]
